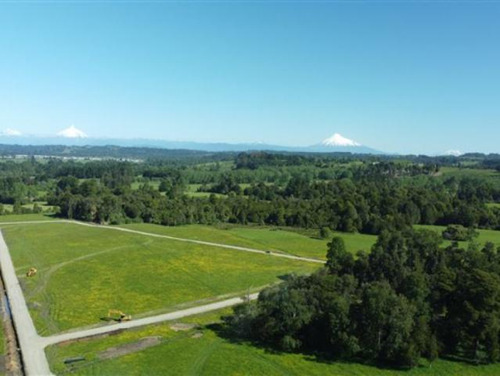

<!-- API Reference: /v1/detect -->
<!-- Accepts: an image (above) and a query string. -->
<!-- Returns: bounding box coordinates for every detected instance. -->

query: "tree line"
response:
[225,230,500,368]
[48,169,500,232]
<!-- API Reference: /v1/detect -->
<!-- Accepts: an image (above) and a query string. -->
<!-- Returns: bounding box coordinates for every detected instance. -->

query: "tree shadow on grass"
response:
[208,321,432,373]
[276,274,294,282]
[207,322,284,356]
[99,317,121,323]
[440,354,490,366]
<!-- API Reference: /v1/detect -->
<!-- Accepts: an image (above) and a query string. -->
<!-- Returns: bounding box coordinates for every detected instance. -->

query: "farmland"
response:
[0,213,56,222]
[120,223,377,260]
[415,224,500,248]
[0,152,499,374]
[1,222,319,335]
[46,308,500,376]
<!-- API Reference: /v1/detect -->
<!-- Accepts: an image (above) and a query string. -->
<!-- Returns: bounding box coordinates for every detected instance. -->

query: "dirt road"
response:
[0,219,325,264]
[71,220,326,264]
[0,228,261,375]
[41,293,258,347]
[0,219,322,374]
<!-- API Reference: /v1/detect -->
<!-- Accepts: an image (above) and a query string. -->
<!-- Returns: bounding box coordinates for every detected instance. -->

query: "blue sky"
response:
[0,1,499,154]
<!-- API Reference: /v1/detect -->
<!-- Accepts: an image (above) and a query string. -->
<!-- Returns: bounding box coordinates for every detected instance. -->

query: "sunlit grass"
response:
[1,223,319,335]
[47,308,500,376]
[119,223,378,260]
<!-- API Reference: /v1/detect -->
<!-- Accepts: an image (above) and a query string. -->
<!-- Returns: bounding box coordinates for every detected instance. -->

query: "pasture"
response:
[0,214,55,222]
[1,201,56,214]
[119,223,377,260]
[47,308,500,376]
[438,166,500,181]
[415,225,500,248]
[1,222,319,335]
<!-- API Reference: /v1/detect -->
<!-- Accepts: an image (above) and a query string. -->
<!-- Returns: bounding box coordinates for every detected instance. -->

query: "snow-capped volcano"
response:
[321,133,361,147]
[308,132,380,153]
[444,150,463,157]
[57,125,88,138]
[1,128,22,136]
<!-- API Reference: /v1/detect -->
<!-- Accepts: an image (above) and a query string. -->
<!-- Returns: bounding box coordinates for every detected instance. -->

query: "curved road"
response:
[0,220,323,375]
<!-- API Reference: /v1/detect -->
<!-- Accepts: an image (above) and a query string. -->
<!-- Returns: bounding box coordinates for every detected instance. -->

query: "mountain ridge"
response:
[0,131,384,154]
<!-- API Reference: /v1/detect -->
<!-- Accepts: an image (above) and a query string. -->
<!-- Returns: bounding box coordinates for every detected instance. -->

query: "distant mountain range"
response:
[0,126,383,154]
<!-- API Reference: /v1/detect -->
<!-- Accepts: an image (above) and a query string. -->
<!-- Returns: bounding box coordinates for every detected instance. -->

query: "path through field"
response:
[71,220,326,264]
[0,219,325,265]
[0,219,321,375]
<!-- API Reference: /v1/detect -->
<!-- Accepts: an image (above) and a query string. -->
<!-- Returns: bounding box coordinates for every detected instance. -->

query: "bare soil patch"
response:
[170,322,197,332]
[97,336,162,360]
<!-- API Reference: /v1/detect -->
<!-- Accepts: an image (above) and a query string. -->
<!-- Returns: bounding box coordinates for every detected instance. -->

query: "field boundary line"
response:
[0,219,325,264]
[67,220,326,265]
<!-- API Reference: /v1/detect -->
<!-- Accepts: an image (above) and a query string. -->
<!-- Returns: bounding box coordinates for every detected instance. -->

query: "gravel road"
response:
[41,293,258,347]
[71,220,326,264]
[0,231,52,375]
[0,232,260,375]
[0,219,322,375]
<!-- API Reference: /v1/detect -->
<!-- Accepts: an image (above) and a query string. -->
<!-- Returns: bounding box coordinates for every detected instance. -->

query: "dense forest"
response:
[0,151,499,235]
[1,147,500,369]
[226,230,500,367]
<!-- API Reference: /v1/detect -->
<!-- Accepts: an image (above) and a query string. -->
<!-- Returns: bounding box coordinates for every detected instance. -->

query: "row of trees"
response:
[1,153,499,233]
[226,230,500,368]
[49,171,500,232]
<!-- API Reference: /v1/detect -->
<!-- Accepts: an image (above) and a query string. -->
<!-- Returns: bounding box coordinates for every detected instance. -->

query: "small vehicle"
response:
[107,309,132,322]
[26,267,37,277]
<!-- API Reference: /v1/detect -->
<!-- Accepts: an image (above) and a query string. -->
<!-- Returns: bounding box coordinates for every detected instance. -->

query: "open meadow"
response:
[415,225,500,248]
[0,222,319,335]
[46,308,500,376]
[2,216,500,375]
[0,214,56,222]
[120,223,377,260]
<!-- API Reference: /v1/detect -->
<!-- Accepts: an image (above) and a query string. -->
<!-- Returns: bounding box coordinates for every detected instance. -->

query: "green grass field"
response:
[415,225,500,248]
[0,213,55,222]
[1,201,56,214]
[487,203,500,209]
[438,167,500,181]
[1,222,319,335]
[185,184,226,198]
[119,223,377,260]
[46,308,500,376]
[131,180,161,191]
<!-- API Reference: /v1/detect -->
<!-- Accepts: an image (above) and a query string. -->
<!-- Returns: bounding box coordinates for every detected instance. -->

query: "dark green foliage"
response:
[1,151,499,232]
[227,229,500,368]
[442,224,479,241]
[319,226,332,239]
[326,237,353,274]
